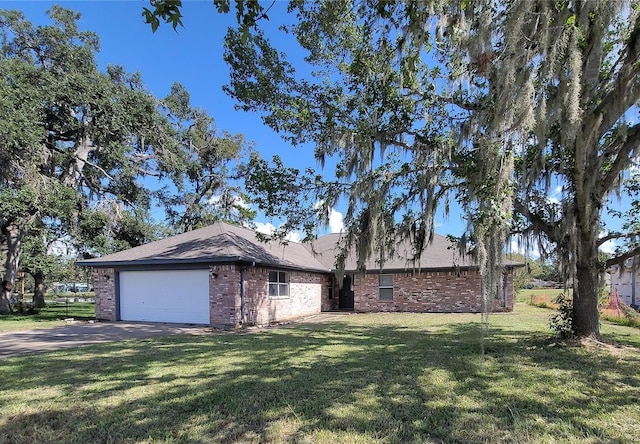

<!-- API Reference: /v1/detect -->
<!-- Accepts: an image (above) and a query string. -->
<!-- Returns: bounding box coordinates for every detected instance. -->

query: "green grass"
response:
[1,303,639,443]
[0,302,95,333]
[516,288,568,304]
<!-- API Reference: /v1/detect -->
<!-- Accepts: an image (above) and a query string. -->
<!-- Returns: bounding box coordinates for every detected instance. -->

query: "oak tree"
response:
[0,7,183,312]
[147,0,640,339]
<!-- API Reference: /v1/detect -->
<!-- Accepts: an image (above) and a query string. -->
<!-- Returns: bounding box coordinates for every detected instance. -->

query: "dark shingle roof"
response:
[306,232,476,272]
[76,222,329,272]
[78,221,521,272]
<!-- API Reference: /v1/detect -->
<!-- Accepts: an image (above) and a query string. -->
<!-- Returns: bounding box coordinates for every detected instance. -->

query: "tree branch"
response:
[513,199,559,243]
[597,230,640,247]
[75,155,114,182]
[606,244,640,269]
[599,123,640,196]
[593,14,640,142]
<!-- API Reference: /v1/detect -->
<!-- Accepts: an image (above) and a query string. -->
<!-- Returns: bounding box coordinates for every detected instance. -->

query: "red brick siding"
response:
[92,264,513,326]
[208,265,324,327]
[352,269,514,313]
[93,264,324,328]
[321,274,339,311]
[93,268,116,320]
[209,264,241,327]
[500,269,515,312]
[242,267,323,326]
[242,266,264,325]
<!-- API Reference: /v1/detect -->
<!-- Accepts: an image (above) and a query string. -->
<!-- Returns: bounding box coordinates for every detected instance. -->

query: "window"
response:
[379,274,393,300]
[328,277,333,299]
[269,271,289,297]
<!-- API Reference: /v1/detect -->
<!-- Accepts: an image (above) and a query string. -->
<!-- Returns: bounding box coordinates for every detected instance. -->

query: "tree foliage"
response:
[147,0,640,339]
[156,83,255,233]
[0,6,251,313]
[143,0,270,33]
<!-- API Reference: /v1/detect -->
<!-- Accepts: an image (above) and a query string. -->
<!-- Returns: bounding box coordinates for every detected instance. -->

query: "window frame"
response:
[379,274,394,301]
[268,270,289,298]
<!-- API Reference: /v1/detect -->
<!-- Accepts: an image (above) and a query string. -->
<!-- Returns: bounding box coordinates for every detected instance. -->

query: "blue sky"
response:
[3,1,629,254]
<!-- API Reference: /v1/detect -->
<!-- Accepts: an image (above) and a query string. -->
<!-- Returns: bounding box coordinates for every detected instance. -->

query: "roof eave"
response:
[75,256,242,268]
[76,256,331,273]
[338,265,480,274]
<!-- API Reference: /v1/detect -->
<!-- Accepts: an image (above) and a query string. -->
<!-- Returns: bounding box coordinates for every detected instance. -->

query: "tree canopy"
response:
[156,83,255,233]
[146,0,640,339]
[0,6,251,312]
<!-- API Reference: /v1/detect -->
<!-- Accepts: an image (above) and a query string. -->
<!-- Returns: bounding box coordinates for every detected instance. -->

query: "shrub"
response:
[9,300,40,315]
[47,291,95,300]
[601,305,640,329]
[549,294,574,338]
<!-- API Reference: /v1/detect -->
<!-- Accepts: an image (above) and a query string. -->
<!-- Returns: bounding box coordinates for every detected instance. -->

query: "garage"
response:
[118,269,210,324]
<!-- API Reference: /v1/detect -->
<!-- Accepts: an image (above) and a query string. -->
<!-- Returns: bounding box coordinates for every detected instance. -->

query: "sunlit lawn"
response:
[1,303,639,443]
[516,288,570,304]
[0,302,95,333]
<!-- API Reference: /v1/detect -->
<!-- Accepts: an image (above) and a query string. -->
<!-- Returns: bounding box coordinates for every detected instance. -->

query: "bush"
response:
[9,300,40,315]
[47,291,95,299]
[601,305,640,329]
[549,294,574,338]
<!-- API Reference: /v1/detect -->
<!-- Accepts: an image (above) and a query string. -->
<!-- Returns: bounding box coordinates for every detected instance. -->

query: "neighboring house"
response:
[77,221,518,327]
[609,259,640,308]
[528,278,563,289]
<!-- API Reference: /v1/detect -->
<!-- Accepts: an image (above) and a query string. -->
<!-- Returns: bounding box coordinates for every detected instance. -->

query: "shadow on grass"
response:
[1,319,639,443]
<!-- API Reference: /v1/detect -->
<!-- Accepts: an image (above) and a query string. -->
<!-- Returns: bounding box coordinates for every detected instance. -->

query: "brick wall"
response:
[288,271,323,319]
[500,269,515,312]
[321,274,338,311]
[93,264,324,328]
[92,264,512,325]
[93,268,116,320]
[208,265,324,327]
[209,264,241,328]
[352,269,514,313]
[242,267,323,326]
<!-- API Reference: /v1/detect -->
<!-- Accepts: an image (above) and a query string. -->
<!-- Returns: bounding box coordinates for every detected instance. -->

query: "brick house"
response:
[78,222,517,327]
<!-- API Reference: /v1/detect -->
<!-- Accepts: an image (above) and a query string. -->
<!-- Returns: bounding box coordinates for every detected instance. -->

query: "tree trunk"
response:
[573,261,601,339]
[0,281,11,314]
[0,223,25,315]
[32,270,46,308]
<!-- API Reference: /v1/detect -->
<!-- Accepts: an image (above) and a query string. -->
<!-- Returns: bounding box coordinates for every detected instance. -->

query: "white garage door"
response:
[119,270,210,324]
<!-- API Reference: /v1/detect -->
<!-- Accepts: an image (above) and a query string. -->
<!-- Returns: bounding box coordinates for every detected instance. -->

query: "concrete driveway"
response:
[0,312,350,359]
[0,322,210,358]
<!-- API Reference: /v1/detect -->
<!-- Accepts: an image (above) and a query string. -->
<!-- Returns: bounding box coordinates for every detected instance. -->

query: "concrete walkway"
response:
[0,322,210,358]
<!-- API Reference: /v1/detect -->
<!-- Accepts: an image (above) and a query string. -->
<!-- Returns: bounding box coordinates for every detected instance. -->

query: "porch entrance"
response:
[339,275,354,310]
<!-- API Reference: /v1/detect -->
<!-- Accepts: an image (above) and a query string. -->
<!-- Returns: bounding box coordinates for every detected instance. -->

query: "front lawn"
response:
[516,288,569,304]
[1,304,639,443]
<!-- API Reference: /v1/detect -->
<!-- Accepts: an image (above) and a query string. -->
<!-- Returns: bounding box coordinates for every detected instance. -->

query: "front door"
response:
[339,275,354,310]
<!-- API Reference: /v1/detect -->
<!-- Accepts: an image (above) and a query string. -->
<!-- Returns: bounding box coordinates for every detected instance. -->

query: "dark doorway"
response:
[339,275,354,310]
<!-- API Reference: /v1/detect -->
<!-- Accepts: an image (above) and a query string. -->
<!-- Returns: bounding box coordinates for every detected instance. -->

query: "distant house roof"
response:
[77,221,520,272]
[76,222,329,272]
